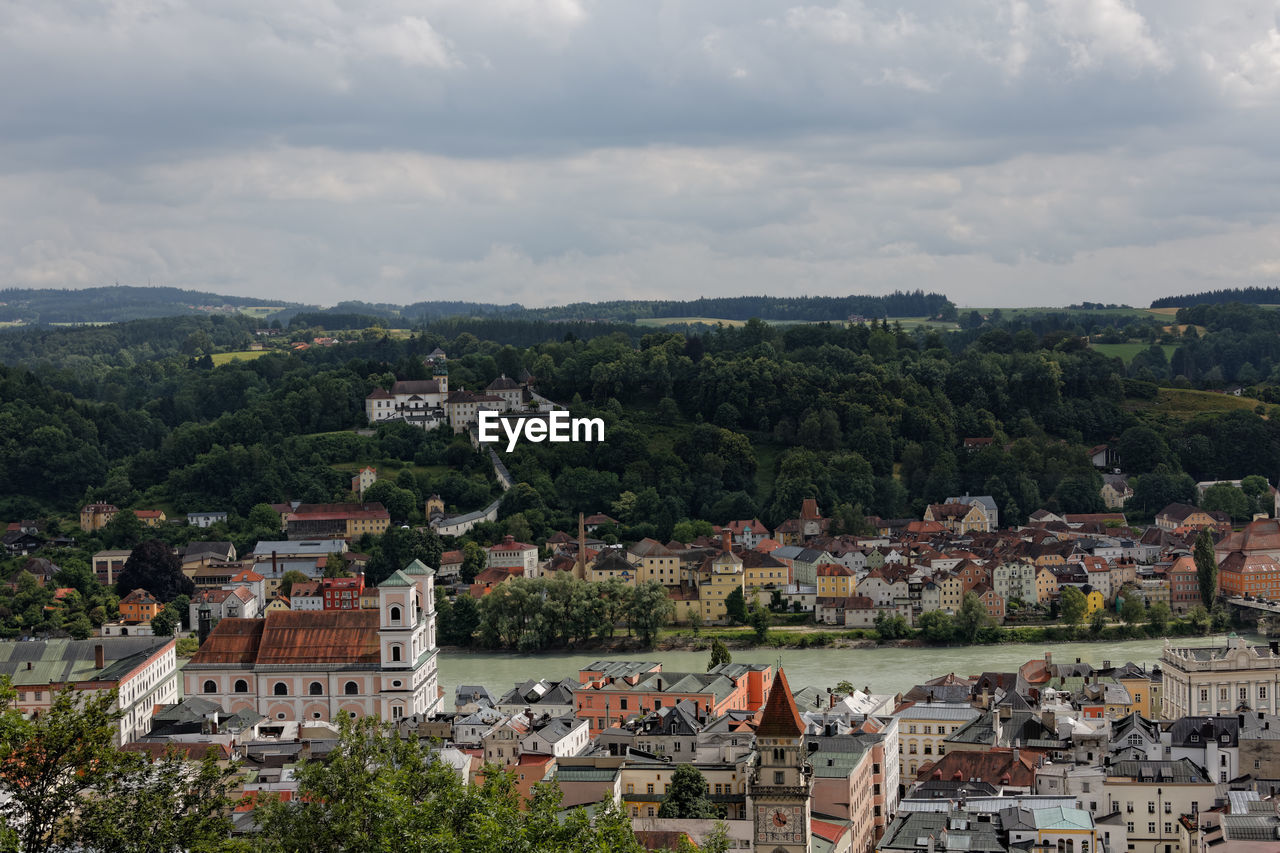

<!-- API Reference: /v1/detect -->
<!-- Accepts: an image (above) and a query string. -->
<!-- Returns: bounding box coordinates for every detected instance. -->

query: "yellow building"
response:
[79,503,119,532]
[590,551,639,585]
[1086,590,1105,616]
[698,538,744,625]
[936,574,965,612]
[1035,566,1060,605]
[743,552,790,590]
[135,510,167,527]
[628,539,683,586]
[815,563,855,599]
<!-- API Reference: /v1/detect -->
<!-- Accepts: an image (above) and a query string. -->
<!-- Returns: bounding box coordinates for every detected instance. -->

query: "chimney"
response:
[94,643,104,670]
[1045,652,1052,665]
[721,530,731,553]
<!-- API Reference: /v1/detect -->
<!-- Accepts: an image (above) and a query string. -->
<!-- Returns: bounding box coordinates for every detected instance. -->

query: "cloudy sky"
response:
[3,1,1280,309]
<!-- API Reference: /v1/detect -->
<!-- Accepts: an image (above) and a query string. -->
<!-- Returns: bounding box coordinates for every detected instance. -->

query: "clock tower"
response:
[749,668,812,852]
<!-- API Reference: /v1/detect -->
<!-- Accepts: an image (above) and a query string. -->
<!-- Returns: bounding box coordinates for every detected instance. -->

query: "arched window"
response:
[390,605,402,625]
[203,680,217,694]
[391,645,402,662]
[234,679,249,693]
[273,683,288,696]
[309,682,323,695]
[345,681,359,695]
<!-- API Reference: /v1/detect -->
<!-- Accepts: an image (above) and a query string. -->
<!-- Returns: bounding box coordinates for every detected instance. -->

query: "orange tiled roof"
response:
[756,668,805,738]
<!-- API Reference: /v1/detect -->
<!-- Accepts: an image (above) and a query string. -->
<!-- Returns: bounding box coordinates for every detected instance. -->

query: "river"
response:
[437,633,1251,702]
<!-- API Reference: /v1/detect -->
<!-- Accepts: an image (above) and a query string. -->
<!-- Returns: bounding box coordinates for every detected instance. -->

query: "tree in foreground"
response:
[1146,601,1171,634]
[253,715,644,853]
[658,764,720,819]
[0,680,238,853]
[1120,591,1146,624]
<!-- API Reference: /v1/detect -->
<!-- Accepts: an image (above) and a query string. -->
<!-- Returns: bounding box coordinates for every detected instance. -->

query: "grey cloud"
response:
[2,1,1280,307]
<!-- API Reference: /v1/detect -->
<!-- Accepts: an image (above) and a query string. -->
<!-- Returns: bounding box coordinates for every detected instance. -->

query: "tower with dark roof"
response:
[749,668,812,852]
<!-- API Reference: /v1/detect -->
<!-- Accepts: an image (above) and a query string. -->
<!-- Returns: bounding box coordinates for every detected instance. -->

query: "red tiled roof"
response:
[756,668,805,739]
[189,610,382,667]
[916,747,1036,786]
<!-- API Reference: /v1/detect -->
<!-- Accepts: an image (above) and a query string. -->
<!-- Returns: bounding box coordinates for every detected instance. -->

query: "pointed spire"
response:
[757,668,805,739]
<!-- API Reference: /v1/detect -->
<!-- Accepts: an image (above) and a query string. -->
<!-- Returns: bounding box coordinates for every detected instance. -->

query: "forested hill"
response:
[0,286,953,327]
[1150,287,1280,308]
[0,286,295,324]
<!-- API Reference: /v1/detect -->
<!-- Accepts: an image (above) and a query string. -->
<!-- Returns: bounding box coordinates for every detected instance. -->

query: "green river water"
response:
[436,633,1252,701]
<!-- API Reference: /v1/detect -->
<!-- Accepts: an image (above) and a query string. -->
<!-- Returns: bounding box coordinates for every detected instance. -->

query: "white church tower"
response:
[377,560,441,719]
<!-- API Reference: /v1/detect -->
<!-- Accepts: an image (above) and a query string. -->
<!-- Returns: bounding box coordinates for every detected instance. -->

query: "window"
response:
[1199,689,1209,702]
[1126,822,1134,833]
[1148,823,1155,834]
[1164,803,1171,814]
[1164,823,1172,834]
[391,645,402,662]
[203,680,217,694]
[234,679,248,693]
[626,784,634,794]
[273,683,288,696]
[392,707,403,719]
[1148,802,1155,814]
[1240,687,1248,702]
[1261,686,1269,700]
[647,808,655,817]
[345,681,359,695]
[390,606,401,625]
[774,771,785,785]
[646,784,654,794]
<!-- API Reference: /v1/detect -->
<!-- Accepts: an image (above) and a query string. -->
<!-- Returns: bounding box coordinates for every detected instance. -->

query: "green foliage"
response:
[1201,482,1253,521]
[1059,586,1087,626]
[746,601,772,644]
[1146,601,1171,633]
[954,592,988,644]
[1194,528,1218,609]
[116,539,195,602]
[254,715,645,853]
[278,569,310,597]
[874,609,911,641]
[1120,591,1146,624]
[707,639,732,670]
[657,765,720,819]
[916,610,955,644]
[723,587,747,626]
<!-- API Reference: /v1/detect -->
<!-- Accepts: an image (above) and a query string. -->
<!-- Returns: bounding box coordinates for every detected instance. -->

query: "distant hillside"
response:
[1150,286,1280,308]
[0,286,297,324]
[0,286,954,327]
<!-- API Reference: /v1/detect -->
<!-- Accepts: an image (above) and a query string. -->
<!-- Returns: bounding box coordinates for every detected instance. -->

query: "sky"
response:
[3,1,1280,309]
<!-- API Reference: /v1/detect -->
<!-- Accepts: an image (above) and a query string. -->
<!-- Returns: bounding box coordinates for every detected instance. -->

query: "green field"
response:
[237,306,289,318]
[1126,387,1265,419]
[1091,343,1177,364]
[635,316,749,327]
[964,306,1163,320]
[211,349,274,365]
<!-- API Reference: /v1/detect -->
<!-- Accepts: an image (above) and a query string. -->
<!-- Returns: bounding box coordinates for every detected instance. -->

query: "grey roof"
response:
[1108,759,1210,784]
[1167,716,1239,748]
[0,637,171,686]
[251,539,348,557]
[880,810,1006,853]
[456,684,498,706]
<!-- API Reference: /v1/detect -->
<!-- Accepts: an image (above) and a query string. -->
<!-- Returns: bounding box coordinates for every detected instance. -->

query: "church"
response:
[183,560,441,722]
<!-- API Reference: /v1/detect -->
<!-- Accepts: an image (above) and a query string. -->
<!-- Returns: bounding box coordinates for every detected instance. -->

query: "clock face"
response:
[757,806,801,844]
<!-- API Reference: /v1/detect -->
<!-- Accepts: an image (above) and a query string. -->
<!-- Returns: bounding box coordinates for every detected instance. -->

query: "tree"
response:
[1120,591,1146,624]
[1089,609,1107,635]
[747,601,771,644]
[447,594,480,647]
[707,639,731,671]
[1117,426,1170,474]
[954,592,988,643]
[835,680,855,697]
[657,764,719,819]
[687,608,702,636]
[1194,528,1218,609]
[460,540,486,585]
[101,509,145,550]
[323,552,351,578]
[150,606,178,637]
[0,683,127,853]
[1060,586,1087,626]
[1201,483,1253,521]
[724,587,747,625]
[248,503,283,530]
[628,582,674,646]
[278,569,310,597]
[874,609,910,641]
[1147,601,1171,634]
[1187,604,1211,635]
[74,746,239,853]
[916,610,955,644]
[116,539,194,602]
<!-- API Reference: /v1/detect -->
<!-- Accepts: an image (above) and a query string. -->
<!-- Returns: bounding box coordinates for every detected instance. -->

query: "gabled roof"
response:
[756,668,805,739]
